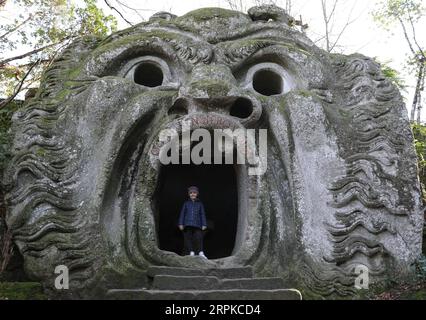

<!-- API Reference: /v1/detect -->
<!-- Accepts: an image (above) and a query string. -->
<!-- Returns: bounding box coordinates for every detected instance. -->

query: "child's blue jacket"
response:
[178,199,207,228]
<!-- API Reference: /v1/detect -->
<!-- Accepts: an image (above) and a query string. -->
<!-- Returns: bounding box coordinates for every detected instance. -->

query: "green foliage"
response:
[1,0,117,49]
[72,0,118,36]
[380,60,407,92]
[0,100,21,176]
[373,0,425,29]
[415,255,426,279]
[373,0,425,123]
[0,0,117,99]
[372,0,425,68]
[411,123,426,197]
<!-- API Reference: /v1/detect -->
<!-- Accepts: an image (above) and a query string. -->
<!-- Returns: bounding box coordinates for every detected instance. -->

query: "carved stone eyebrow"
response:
[166,37,214,65]
[99,27,215,67]
[219,39,276,65]
[86,31,215,76]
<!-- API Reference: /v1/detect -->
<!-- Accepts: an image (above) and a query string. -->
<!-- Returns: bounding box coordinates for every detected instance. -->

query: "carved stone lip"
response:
[148,112,245,167]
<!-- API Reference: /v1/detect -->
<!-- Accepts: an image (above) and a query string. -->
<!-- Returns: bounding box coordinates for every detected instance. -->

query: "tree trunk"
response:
[416,63,425,123]
[411,62,424,122]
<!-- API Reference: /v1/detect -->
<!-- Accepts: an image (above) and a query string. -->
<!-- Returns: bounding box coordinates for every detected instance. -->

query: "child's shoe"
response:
[189,251,195,256]
[198,251,207,259]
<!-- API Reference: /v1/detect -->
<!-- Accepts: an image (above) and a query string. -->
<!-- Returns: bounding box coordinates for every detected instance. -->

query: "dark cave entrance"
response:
[155,162,238,259]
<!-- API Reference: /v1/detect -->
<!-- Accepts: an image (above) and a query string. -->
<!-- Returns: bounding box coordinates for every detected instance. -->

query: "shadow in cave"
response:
[155,162,238,260]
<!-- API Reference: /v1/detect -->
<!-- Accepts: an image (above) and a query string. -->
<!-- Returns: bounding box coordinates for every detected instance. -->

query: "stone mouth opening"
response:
[154,162,238,259]
[153,133,241,260]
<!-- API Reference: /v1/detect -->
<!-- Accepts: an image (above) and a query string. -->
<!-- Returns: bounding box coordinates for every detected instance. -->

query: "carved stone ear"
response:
[247,4,294,25]
[149,11,177,22]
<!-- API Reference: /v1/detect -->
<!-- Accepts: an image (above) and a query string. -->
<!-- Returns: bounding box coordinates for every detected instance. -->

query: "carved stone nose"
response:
[169,95,262,125]
[182,64,237,99]
[171,64,262,124]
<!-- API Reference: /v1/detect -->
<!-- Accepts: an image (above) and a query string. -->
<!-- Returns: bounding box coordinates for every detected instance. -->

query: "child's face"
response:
[189,191,198,200]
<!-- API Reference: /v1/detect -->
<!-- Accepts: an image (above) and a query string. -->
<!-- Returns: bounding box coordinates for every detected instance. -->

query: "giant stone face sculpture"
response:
[4,6,424,298]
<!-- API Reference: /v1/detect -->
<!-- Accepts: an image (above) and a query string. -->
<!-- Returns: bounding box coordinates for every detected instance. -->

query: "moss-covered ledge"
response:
[0,282,46,300]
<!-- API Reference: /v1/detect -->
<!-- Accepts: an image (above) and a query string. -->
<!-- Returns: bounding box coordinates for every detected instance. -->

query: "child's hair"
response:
[188,186,199,194]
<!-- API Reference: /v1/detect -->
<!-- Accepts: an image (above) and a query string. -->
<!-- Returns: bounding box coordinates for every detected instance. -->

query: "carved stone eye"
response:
[134,62,164,87]
[123,56,171,88]
[245,62,294,96]
[252,69,283,96]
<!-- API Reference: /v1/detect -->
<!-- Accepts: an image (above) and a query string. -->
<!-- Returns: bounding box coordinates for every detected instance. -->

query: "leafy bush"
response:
[0,100,21,176]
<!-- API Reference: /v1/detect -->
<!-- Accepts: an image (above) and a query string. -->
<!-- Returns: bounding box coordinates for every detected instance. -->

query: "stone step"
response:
[152,275,219,290]
[147,266,253,279]
[220,278,286,290]
[152,275,286,291]
[107,288,302,300]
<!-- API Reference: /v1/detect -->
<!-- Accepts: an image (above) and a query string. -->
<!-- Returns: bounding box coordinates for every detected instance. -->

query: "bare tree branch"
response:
[314,35,327,44]
[415,63,425,123]
[285,0,292,16]
[0,59,40,109]
[321,0,330,52]
[0,38,71,66]
[393,11,425,122]
[0,14,34,41]
[416,63,425,123]
[104,0,133,26]
[320,0,363,53]
[327,0,339,24]
[225,0,249,12]
[114,0,155,11]
[115,0,144,21]
[397,16,417,57]
[410,58,424,122]
[328,1,358,52]
[407,13,426,61]
[13,59,50,68]
[328,23,349,52]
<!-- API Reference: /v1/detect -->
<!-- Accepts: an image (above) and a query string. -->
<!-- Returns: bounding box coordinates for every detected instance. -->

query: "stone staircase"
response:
[107,266,301,300]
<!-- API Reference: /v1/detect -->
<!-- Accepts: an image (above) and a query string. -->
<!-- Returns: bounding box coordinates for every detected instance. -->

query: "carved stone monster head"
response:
[4,6,424,298]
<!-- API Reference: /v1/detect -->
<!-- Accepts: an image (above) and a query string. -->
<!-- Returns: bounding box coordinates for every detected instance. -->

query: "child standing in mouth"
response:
[178,186,208,259]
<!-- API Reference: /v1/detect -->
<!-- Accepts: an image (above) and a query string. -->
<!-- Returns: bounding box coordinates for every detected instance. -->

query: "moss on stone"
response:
[67,66,84,80]
[36,147,47,157]
[296,89,314,98]
[177,7,242,23]
[93,31,183,56]
[190,79,230,97]
[0,282,46,300]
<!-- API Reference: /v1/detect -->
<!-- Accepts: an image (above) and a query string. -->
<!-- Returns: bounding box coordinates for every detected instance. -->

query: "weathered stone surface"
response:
[152,275,220,290]
[107,289,302,300]
[151,275,284,290]
[220,278,285,290]
[148,266,253,279]
[2,4,424,299]
[117,263,290,298]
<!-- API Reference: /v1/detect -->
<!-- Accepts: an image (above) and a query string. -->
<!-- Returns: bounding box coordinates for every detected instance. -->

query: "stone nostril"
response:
[229,97,254,119]
[168,98,188,116]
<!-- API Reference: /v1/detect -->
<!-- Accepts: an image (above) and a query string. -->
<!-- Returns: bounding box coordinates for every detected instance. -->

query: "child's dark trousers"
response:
[183,226,203,255]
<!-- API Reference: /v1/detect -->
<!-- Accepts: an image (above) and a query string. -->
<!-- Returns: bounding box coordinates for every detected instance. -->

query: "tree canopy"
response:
[0,0,117,106]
